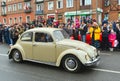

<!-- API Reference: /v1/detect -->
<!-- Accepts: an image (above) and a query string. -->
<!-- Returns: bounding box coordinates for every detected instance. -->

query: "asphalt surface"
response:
[0,44,120,81]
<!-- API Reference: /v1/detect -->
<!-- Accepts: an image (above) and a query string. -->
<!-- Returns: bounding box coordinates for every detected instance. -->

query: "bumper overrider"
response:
[84,55,100,66]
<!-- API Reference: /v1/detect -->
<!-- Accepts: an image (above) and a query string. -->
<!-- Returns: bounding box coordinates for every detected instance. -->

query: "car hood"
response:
[57,39,97,57]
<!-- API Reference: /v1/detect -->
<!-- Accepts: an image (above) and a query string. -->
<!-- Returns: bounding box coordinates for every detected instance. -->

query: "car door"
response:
[32,32,56,62]
[19,32,33,59]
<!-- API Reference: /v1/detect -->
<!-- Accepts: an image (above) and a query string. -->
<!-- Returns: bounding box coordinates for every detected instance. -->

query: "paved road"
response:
[0,44,120,81]
[0,44,9,54]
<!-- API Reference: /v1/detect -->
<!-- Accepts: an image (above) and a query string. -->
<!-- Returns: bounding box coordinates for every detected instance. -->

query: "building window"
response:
[18,3,23,10]
[2,0,6,2]
[13,4,17,11]
[14,18,17,23]
[3,18,6,24]
[10,5,13,11]
[36,3,43,11]
[2,7,6,14]
[66,0,73,7]
[26,16,30,23]
[8,0,12,2]
[57,0,63,9]
[8,5,12,12]
[104,13,109,20]
[24,2,31,10]
[8,5,10,12]
[104,0,110,6]
[80,0,91,6]
[118,0,120,5]
[9,18,12,25]
[48,1,54,10]
[19,17,22,23]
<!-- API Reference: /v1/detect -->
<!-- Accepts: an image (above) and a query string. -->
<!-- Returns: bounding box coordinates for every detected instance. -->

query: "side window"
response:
[21,32,33,41]
[46,34,53,42]
[35,32,53,42]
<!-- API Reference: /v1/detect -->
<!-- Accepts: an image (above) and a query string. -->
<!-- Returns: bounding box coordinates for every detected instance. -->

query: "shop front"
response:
[64,9,103,24]
[64,10,92,23]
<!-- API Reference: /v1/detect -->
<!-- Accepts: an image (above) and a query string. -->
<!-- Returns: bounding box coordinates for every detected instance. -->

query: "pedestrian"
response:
[79,21,88,42]
[116,24,120,49]
[86,23,92,44]
[108,24,116,51]
[73,27,79,40]
[65,24,73,36]
[112,21,117,32]
[8,25,14,46]
[89,22,101,50]
[3,25,11,45]
[101,23,109,50]
[11,25,19,45]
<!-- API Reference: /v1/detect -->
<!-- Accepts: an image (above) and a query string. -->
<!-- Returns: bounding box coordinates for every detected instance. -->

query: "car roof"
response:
[25,28,62,33]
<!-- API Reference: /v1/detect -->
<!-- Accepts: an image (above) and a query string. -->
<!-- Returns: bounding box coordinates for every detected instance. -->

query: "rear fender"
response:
[8,45,26,60]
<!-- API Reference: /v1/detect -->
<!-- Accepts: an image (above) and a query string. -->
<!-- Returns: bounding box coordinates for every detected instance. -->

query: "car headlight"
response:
[85,54,91,61]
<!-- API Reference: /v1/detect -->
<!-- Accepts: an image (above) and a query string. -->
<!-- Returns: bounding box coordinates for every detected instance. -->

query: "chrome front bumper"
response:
[84,56,100,66]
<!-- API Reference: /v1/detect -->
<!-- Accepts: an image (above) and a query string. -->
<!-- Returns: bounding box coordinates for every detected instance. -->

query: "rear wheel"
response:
[12,50,22,63]
[62,55,83,72]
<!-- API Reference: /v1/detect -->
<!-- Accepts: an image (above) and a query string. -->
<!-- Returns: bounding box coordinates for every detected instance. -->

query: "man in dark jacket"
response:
[101,23,109,50]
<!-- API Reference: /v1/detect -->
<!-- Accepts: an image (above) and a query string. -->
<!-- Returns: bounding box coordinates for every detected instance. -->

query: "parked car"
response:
[8,28,100,72]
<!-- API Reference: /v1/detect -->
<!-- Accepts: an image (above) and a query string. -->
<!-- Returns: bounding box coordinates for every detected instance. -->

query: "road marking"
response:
[0,53,120,74]
[0,54,8,57]
[92,68,120,74]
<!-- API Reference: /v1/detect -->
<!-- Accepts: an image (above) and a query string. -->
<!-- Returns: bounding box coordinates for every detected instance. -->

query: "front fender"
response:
[56,49,88,66]
[8,44,26,60]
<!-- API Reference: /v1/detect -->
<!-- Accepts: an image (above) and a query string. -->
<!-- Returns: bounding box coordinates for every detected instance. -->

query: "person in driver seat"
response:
[40,33,47,42]
[35,33,46,42]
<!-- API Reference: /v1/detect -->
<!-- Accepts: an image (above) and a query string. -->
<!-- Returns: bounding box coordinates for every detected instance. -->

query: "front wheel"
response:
[62,55,83,72]
[12,50,23,63]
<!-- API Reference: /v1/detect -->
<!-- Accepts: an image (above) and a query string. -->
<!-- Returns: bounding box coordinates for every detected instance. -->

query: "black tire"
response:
[12,50,23,63]
[62,55,83,72]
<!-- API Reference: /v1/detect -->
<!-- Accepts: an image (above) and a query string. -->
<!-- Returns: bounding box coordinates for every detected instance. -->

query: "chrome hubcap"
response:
[67,59,76,69]
[65,58,78,71]
[14,52,20,61]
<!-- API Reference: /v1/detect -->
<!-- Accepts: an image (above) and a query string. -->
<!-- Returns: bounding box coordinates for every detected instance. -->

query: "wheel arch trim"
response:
[9,45,26,60]
[56,49,87,66]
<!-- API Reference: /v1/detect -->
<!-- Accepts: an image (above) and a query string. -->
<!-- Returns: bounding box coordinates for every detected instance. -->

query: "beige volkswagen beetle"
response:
[8,28,100,72]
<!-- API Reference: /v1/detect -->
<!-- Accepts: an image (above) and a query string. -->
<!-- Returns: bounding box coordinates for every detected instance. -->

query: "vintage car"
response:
[8,28,100,72]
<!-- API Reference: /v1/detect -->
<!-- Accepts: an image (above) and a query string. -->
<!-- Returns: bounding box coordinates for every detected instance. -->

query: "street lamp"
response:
[76,0,77,17]
[96,0,98,24]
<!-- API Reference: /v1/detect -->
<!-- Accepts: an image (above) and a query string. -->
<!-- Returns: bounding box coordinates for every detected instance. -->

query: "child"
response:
[108,25,116,51]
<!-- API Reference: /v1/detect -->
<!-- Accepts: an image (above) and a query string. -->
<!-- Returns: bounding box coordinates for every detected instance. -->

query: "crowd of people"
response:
[0,17,120,51]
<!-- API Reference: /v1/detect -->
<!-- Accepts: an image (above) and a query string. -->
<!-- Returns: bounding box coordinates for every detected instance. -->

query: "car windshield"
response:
[53,30,70,41]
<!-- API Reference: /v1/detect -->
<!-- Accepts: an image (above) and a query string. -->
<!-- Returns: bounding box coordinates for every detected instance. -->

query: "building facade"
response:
[43,0,103,23]
[0,0,119,25]
[103,0,120,22]
[0,0,35,25]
